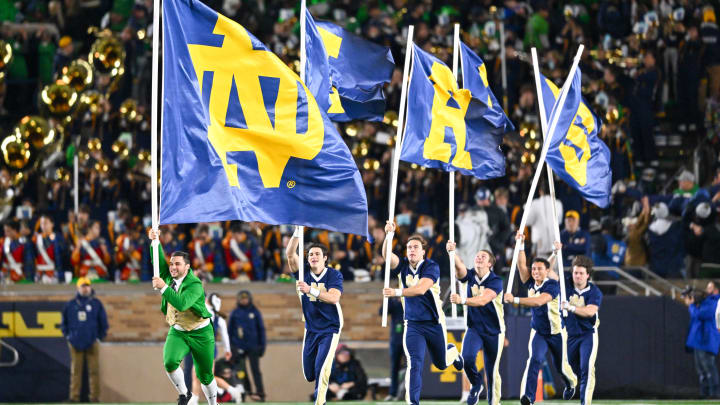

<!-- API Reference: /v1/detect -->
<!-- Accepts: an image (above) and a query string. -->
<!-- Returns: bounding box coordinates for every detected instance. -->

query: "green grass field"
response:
[7,401,720,405]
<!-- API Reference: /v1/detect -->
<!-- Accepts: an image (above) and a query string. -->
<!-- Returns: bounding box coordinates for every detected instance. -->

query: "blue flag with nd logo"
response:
[459,42,514,132]
[401,44,509,179]
[540,69,611,208]
[160,0,369,239]
[304,9,394,122]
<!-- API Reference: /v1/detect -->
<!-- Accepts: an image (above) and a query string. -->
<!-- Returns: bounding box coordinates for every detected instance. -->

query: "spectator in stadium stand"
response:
[688,203,720,278]
[700,6,720,106]
[684,281,720,399]
[677,25,703,133]
[1,219,35,283]
[228,290,266,402]
[597,0,632,39]
[709,167,720,200]
[33,214,66,284]
[190,224,226,278]
[524,3,550,51]
[560,210,591,265]
[646,201,686,278]
[52,35,73,76]
[673,170,700,202]
[328,345,368,401]
[629,50,659,168]
[61,277,109,403]
[4,0,720,286]
[526,181,563,258]
[222,223,257,282]
[71,220,112,280]
[493,187,512,225]
[474,187,511,264]
[591,218,626,277]
[623,197,650,268]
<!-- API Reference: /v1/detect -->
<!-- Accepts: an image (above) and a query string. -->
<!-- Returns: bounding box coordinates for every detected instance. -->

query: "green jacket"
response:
[151,243,212,319]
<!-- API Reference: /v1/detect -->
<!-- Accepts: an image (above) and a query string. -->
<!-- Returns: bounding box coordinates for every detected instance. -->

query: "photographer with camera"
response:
[684,281,720,399]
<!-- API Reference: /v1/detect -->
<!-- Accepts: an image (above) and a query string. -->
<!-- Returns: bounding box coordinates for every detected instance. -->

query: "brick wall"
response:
[0,281,392,342]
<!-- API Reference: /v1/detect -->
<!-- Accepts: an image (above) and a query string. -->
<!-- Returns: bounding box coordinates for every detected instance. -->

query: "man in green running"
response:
[149,229,217,405]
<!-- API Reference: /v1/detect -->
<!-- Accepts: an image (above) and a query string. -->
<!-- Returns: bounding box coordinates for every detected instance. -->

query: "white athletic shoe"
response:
[187,394,199,405]
[227,384,244,404]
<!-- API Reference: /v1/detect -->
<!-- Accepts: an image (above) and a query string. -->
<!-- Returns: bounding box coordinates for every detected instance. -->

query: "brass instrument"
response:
[53,167,71,183]
[345,123,359,137]
[0,40,12,84]
[77,89,104,116]
[88,32,126,98]
[137,149,150,163]
[112,139,130,159]
[1,134,31,170]
[40,82,78,117]
[14,116,55,150]
[89,35,125,77]
[119,98,141,123]
[87,137,102,152]
[61,59,94,93]
[383,110,399,128]
[94,158,110,173]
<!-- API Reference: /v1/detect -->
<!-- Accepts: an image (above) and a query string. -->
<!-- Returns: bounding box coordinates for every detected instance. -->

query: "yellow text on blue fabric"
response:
[423,62,473,170]
[187,14,325,188]
[544,78,593,186]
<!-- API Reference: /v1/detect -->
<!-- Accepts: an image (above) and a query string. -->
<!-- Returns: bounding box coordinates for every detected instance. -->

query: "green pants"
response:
[163,323,215,385]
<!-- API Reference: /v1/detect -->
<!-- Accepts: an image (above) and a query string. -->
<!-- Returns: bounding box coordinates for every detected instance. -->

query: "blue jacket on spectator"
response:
[591,234,626,268]
[228,292,266,354]
[687,294,720,355]
[61,290,109,350]
[647,220,685,278]
[560,228,591,264]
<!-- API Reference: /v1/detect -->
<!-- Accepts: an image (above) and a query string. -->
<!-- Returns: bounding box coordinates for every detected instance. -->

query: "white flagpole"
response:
[531,48,568,316]
[448,23,459,320]
[500,20,507,109]
[150,0,162,282]
[298,0,307,282]
[505,45,584,296]
[382,25,414,328]
[73,153,78,214]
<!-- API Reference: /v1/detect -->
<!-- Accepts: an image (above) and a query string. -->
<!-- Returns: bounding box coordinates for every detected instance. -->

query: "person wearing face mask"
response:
[447,241,505,405]
[61,277,108,403]
[505,233,577,405]
[228,290,266,402]
[647,202,685,278]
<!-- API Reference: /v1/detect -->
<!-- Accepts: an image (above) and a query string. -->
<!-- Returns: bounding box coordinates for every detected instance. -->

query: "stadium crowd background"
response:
[0,0,720,285]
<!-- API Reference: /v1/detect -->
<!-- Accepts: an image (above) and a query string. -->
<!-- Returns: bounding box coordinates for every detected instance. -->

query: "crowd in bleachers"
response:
[1,0,720,284]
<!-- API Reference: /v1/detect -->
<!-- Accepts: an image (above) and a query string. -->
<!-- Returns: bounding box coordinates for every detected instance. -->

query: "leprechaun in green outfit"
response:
[149,229,218,405]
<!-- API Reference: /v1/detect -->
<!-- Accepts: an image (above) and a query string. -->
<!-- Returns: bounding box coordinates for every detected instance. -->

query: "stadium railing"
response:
[623,266,685,299]
[594,266,663,296]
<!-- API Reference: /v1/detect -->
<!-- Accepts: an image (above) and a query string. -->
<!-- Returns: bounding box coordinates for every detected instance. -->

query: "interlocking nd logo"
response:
[544,78,593,186]
[187,14,325,188]
[423,62,473,170]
